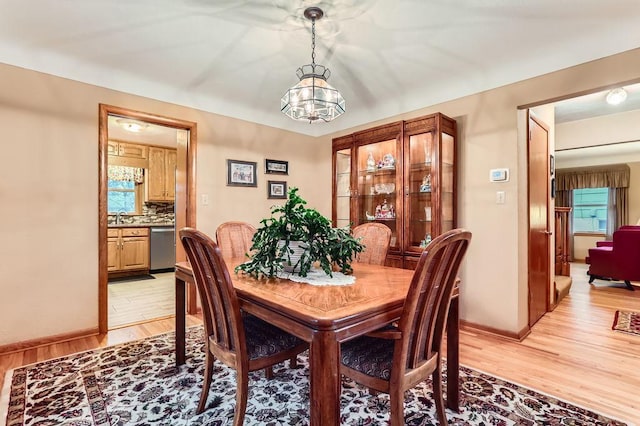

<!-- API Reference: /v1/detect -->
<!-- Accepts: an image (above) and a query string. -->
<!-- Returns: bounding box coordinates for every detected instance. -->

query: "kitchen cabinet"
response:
[108,141,148,159]
[108,227,150,275]
[332,113,457,269]
[147,147,177,202]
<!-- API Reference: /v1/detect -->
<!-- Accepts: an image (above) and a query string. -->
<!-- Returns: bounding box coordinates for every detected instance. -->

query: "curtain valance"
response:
[556,164,629,191]
[108,165,144,183]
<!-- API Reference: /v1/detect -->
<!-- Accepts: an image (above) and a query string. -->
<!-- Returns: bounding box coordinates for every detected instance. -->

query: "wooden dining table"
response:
[174,259,460,426]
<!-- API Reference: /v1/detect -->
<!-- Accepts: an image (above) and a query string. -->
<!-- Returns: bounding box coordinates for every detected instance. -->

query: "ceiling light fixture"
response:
[606,88,628,105]
[280,7,345,123]
[117,118,149,132]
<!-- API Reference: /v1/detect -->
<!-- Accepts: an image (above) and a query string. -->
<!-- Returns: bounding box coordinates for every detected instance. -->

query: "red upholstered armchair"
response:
[586,227,640,291]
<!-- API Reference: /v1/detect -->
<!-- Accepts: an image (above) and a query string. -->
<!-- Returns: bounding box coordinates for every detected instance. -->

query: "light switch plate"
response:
[496,191,506,204]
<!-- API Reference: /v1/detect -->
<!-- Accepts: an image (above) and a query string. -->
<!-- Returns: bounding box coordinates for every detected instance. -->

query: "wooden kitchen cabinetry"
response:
[147,147,177,202]
[108,140,148,159]
[332,113,457,269]
[108,227,150,276]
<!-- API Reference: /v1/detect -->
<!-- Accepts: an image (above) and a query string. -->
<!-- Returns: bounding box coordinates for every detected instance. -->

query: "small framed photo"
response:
[551,177,556,198]
[267,180,287,199]
[227,159,257,187]
[550,154,555,177]
[265,159,289,175]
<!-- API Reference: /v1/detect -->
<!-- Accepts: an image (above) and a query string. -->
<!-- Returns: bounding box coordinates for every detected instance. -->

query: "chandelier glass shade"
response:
[281,7,345,123]
[606,88,627,105]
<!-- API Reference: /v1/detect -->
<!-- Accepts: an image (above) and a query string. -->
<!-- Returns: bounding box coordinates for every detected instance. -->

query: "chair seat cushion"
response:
[341,335,394,380]
[242,314,304,360]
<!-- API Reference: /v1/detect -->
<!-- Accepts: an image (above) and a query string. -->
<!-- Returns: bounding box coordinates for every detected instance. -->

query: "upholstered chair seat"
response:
[341,334,395,380]
[240,314,305,360]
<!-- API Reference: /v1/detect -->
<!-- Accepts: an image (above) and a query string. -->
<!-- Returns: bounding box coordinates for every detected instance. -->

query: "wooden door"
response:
[120,237,149,270]
[147,147,166,201]
[118,142,148,159]
[107,237,119,271]
[165,149,177,200]
[107,141,119,156]
[527,112,551,327]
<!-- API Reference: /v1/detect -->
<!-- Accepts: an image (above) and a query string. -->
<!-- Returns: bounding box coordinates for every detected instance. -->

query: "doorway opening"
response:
[523,80,640,327]
[98,104,197,333]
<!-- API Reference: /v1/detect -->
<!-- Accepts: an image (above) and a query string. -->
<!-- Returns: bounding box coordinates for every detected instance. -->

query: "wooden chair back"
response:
[180,227,245,367]
[215,221,256,260]
[352,222,392,265]
[398,228,471,371]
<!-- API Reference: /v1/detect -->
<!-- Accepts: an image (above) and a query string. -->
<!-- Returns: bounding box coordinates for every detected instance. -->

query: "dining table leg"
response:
[446,295,459,412]
[175,273,186,366]
[309,330,340,426]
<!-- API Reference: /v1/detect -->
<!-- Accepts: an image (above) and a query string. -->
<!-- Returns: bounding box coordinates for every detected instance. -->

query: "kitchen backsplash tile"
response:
[108,202,175,225]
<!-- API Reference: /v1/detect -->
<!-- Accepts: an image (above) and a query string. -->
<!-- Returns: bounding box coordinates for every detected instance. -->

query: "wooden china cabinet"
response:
[332,113,457,269]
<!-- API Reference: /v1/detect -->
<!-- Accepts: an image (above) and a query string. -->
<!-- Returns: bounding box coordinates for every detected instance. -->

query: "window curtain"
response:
[556,164,629,239]
[108,165,144,183]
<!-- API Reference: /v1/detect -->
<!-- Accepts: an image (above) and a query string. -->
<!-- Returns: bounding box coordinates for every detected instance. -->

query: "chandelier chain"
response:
[311,18,316,68]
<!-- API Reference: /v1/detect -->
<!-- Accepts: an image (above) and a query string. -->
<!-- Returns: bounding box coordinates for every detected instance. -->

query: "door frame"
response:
[98,104,197,333]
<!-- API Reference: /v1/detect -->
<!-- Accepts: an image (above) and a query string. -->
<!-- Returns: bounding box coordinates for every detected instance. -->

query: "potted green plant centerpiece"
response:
[235,187,364,278]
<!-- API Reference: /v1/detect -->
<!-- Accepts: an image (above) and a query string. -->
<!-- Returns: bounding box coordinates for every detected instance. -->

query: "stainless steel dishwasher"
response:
[150,226,176,272]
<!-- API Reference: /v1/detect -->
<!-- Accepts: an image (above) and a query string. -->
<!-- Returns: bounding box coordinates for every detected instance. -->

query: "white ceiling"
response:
[3,0,640,137]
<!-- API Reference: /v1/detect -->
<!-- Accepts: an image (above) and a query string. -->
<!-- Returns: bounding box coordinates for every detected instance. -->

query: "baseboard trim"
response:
[0,327,100,355]
[460,320,531,342]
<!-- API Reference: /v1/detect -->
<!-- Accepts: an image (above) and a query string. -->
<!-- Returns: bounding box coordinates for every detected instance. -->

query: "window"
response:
[572,187,609,233]
[108,180,138,213]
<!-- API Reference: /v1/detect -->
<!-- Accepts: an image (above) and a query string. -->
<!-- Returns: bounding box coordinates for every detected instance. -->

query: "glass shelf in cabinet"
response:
[358,168,396,177]
[411,219,432,224]
[359,193,396,198]
[409,162,432,171]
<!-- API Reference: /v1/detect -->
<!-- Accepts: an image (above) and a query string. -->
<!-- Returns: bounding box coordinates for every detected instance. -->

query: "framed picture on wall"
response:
[267,180,287,199]
[550,154,555,177]
[227,159,257,187]
[551,177,556,198]
[265,159,289,175]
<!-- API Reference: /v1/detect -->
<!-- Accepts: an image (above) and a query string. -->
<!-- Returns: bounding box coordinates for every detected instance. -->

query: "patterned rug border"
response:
[1,325,634,426]
[0,326,198,426]
[1,369,11,426]
[612,309,640,336]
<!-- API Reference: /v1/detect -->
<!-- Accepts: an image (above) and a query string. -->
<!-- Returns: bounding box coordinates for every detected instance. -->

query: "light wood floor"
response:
[2,263,639,422]
[108,272,176,329]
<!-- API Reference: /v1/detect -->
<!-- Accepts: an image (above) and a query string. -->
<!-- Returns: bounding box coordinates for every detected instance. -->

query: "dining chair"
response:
[340,228,472,425]
[215,221,257,260]
[179,228,308,423]
[351,222,392,266]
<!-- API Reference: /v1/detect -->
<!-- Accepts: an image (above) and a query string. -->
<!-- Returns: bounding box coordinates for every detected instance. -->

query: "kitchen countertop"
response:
[108,223,175,228]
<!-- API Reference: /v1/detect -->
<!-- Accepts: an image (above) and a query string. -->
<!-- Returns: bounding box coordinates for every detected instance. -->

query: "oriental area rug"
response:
[1,326,628,426]
[612,310,640,336]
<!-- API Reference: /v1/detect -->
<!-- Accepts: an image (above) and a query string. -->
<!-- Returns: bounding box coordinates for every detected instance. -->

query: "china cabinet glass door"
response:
[440,132,455,233]
[356,138,400,252]
[334,148,352,229]
[406,131,435,251]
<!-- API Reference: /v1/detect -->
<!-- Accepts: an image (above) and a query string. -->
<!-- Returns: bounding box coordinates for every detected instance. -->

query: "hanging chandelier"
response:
[280,7,345,123]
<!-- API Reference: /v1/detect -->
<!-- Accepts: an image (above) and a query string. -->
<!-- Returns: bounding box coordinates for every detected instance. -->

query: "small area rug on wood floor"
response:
[612,310,640,336]
[1,326,628,426]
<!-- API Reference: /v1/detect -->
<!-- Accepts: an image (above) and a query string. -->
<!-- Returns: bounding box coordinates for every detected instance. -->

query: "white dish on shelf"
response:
[374,183,395,194]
